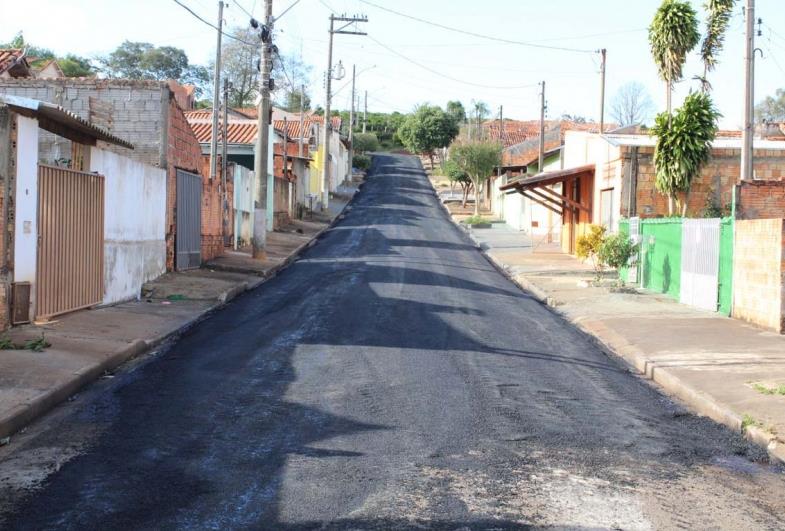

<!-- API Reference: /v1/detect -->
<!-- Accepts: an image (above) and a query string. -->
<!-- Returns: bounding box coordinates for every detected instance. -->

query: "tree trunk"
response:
[428,151,434,170]
[668,194,675,216]
[681,189,691,217]
[666,81,672,116]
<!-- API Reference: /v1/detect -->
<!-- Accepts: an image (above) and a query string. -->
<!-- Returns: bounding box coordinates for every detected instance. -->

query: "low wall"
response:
[736,180,785,220]
[90,148,167,304]
[732,218,785,333]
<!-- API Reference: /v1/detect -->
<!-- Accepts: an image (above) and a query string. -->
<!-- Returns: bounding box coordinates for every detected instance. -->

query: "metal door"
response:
[176,169,202,270]
[36,165,104,319]
[628,216,640,284]
[680,218,721,311]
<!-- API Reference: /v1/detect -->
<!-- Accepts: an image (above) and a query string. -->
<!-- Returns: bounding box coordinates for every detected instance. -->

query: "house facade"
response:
[0,77,225,270]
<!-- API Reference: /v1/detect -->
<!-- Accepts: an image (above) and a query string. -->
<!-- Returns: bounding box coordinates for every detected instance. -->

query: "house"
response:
[0,77,226,271]
[503,130,785,255]
[0,94,168,327]
[0,49,32,79]
[309,113,349,199]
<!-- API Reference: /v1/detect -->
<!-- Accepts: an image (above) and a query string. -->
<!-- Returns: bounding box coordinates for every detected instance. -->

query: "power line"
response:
[358,0,596,54]
[230,0,255,20]
[366,34,540,90]
[172,0,258,46]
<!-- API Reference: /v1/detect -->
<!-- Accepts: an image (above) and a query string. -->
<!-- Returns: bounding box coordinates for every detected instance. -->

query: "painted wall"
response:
[233,165,254,247]
[14,116,39,292]
[90,147,167,304]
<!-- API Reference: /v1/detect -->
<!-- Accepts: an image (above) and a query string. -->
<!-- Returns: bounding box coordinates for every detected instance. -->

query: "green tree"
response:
[443,159,472,207]
[699,0,735,90]
[58,54,94,77]
[352,132,379,154]
[470,99,490,139]
[397,104,459,167]
[445,100,466,125]
[2,33,95,78]
[648,0,700,114]
[756,88,785,123]
[285,90,311,112]
[449,141,501,216]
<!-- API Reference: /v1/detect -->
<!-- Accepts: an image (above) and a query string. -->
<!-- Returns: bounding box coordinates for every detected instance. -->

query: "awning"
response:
[500,163,594,216]
[0,94,134,150]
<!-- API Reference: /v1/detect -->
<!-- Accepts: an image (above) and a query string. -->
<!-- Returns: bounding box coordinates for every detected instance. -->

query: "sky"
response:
[4,0,785,128]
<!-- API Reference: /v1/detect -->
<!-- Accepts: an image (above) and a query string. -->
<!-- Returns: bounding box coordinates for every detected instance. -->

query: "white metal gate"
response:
[680,218,720,311]
[628,216,640,284]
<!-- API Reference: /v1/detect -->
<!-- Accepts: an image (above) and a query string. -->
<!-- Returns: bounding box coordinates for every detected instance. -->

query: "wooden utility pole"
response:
[322,14,367,210]
[252,0,273,259]
[599,48,607,133]
[741,0,755,181]
[363,90,368,133]
[348,64,356,178]
[209,1,224,181]
[538,81,546,172]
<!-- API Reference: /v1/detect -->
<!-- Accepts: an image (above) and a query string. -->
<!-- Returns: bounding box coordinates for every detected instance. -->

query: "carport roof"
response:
[0,94,134,149]
[500,163,594,192]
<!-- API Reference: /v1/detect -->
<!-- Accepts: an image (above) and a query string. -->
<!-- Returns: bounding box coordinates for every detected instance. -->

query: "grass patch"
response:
[0,332,51,352]
[751,382,785,396]
[463,215,489,225]
[741,414,763,434]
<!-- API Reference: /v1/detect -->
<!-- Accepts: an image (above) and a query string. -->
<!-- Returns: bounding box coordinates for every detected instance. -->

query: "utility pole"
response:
[539,81,546,172]
[209,0,224,181]
[599,48,606,133]
[497,105,503,179]
[283,116,288,189]
[298,83,305,157]
[348,64,356,179]
[363,89,367,133]
[741,0,755,181]
[322,13,368,209]
[222,77,230,246]
[252,0,273,259]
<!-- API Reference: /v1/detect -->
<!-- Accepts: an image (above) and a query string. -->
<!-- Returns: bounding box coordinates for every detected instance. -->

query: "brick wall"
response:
[625,146,785,218]
[736,180,785,219]
[196,153,230,262]
[732,218,785,333]
[0,107,13,330]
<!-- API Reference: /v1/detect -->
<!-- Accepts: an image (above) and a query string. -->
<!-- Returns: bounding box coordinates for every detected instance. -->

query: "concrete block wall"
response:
[737,180,785,219]
[732,218,785,333]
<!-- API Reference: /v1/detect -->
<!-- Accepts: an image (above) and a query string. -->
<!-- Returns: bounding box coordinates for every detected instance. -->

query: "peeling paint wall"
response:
[90,148,166,304]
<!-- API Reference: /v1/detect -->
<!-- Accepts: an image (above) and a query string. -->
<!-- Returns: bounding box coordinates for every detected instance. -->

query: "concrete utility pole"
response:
[348,64,356,178]
[741,0,755,181]
[222,77,230,245]
[363,89,367,133]
[497,105,503,178]
[599,48,607,134]
[538,81,546,172]
[298,83,305,157]
[252,0,273,259]
[209,0,224,181]
[283,117,288,189]
[322,13,367,209]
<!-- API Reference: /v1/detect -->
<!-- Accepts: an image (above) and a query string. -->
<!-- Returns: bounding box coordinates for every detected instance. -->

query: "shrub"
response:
[352,133,379,154]
[353,154,371,171]
[598,233,637,284]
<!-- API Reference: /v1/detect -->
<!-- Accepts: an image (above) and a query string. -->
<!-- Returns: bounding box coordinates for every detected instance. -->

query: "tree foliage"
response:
[58,54,94,77]
[397,104,459,164]
[576,225,607,281]
[650,91,720,215]
[99,41,209,93]
[610,82,655,126]
[352,133,380,154]
[445,100,466,125]
[449,140,501,215]
[756,88,785,123]
[700,0,735,87]
[648,0,700,111]
[2,32,94,78]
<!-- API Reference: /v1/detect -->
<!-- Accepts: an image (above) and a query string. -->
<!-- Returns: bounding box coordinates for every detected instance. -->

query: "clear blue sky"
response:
[4,0,785,127]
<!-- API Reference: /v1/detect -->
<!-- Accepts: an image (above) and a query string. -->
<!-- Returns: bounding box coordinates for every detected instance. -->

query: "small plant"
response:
[24,333,51,352]
[576,225,607,282]
[463,215,488,225]
[0,336,14,350]
[741,414,762,434]
[751,382,785,396]
[598,233,637,286]
[353,154,371,171]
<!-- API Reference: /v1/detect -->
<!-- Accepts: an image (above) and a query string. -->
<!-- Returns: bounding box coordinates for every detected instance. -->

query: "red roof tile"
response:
[188,120,258,144]
[0,49,30,77]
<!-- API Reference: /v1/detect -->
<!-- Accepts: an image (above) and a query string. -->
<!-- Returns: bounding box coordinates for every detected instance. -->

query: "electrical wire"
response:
[172,0,258,46]
[230,0,255,21]
[358,0,597,54]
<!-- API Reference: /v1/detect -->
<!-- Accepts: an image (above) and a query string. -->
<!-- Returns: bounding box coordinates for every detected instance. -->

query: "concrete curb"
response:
[434,193,785,464]
[0,187,364,442]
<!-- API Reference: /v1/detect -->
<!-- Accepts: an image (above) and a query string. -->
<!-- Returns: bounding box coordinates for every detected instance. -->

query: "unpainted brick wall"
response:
[732,218,785,333]
[197,154,232,262]
[626,146,785,218]
[736,180,785,219]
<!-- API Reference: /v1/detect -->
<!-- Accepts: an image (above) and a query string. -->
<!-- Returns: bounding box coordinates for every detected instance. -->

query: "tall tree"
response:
[648,0,700,114]
[445,100,466,125]
[699,0,735,91]
[285,90,311,113]
[397,104,459,168]
[57,54,95,77]
[756,88,785,123]
[610,82,655,126]
[470,99,490,138]
[449,141,501,216]
[99,41,209,94]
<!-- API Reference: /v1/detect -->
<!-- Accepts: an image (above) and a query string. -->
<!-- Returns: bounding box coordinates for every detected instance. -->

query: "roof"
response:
[597,133,785,150]
[0,49,31,77]
[0,94,134,149]
[309,114,342,129]
[500,163,594,191]
[188,120,258,144]
[272,119,314,140]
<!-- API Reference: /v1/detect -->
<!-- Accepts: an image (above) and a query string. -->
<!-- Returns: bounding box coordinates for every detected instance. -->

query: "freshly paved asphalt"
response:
[1,154,784,529]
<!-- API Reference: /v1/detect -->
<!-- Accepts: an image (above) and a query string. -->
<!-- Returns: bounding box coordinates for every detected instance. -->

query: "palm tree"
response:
[700,0,735,92]
[648,0,700,114]
[470,100,490,140]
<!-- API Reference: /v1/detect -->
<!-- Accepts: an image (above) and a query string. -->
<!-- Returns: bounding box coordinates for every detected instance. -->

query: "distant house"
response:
[0,77,225,270]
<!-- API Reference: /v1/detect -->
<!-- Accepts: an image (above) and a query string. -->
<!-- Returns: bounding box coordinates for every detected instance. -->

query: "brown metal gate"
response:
[36,165,104,320]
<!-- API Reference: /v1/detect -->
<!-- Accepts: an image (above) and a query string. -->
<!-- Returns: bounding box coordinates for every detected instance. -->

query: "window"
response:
[600,188,614,231]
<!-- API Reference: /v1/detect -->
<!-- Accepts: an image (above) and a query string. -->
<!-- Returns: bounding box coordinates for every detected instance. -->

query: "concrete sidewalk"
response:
[459,219,785,463]
[0,190,357,441]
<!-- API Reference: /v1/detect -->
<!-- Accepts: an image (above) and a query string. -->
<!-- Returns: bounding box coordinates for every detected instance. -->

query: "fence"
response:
[619,216,734,315]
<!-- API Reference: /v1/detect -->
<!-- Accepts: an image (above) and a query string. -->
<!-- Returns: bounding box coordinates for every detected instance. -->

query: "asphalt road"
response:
[1,153,784,530]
